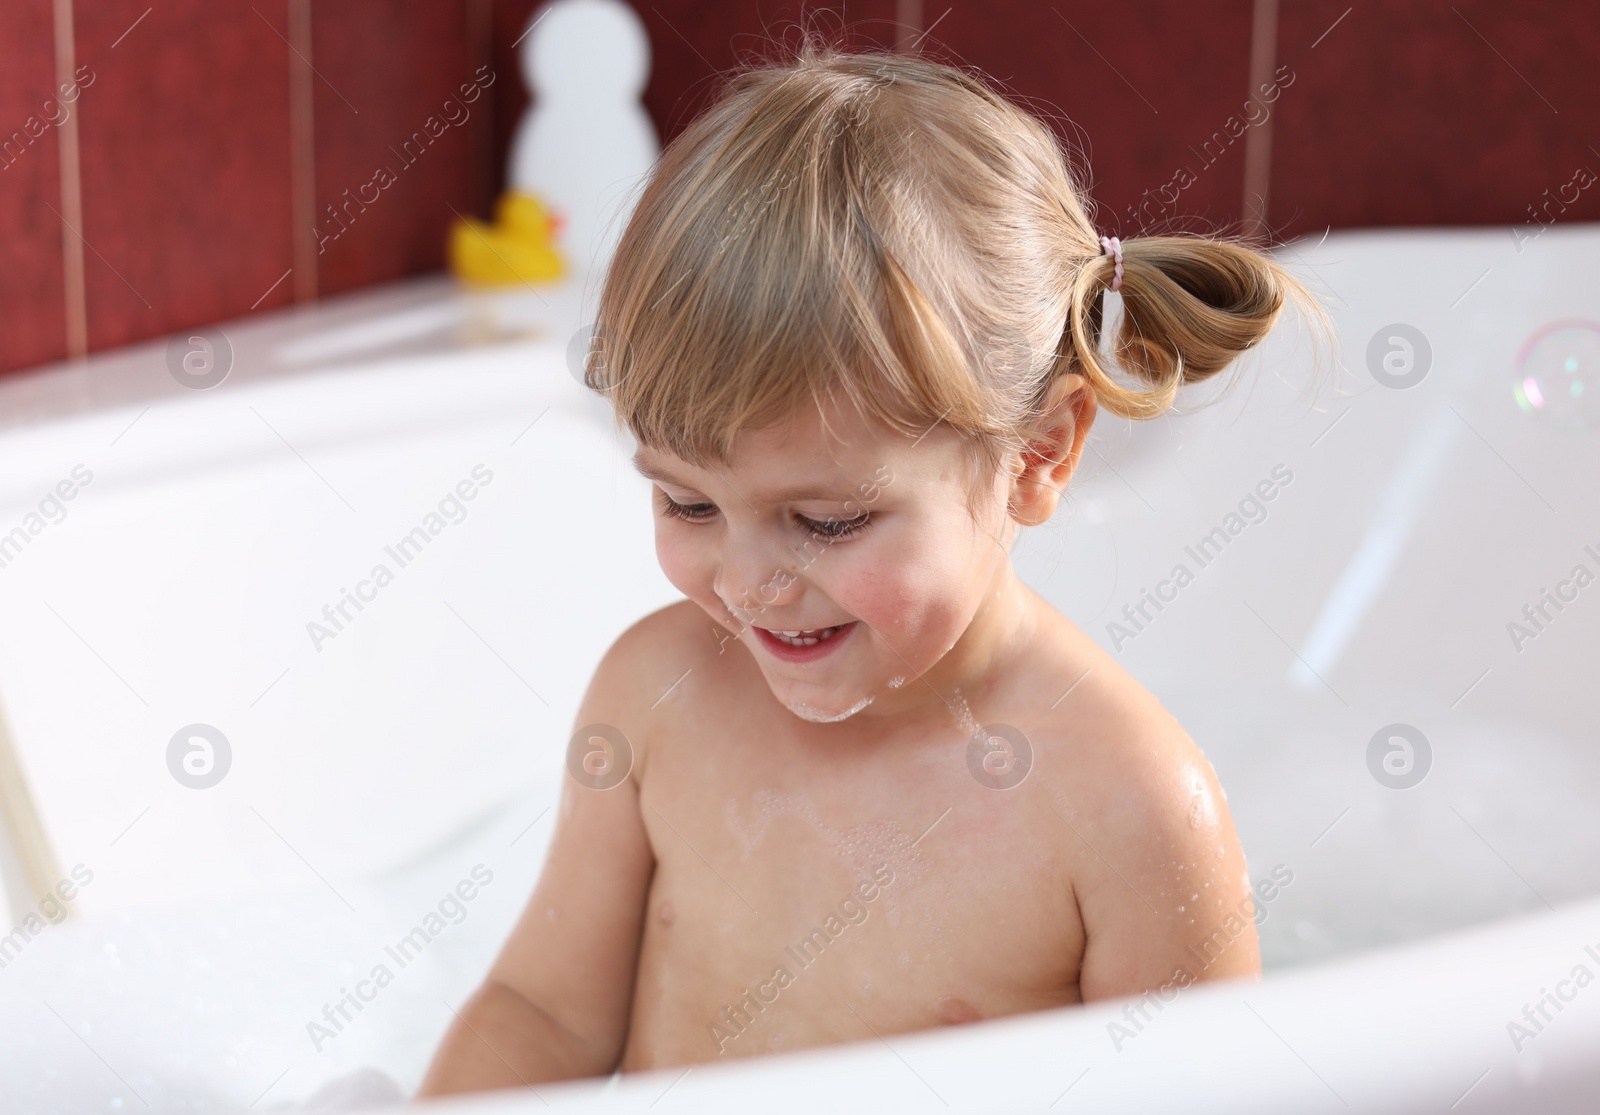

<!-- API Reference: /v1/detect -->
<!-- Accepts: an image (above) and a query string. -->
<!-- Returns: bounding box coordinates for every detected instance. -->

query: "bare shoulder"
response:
[1026,605,1258,992]
[587,600,724,701]
[582,600,737,767]
[1035,616,1221,828]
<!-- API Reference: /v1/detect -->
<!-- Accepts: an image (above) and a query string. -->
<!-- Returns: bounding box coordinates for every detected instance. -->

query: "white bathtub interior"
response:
[0,223,1595,1113]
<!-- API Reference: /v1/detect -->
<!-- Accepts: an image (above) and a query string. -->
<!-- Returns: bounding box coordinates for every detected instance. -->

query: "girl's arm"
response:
[1073,728,1261,1003]
[418,633,658,1096]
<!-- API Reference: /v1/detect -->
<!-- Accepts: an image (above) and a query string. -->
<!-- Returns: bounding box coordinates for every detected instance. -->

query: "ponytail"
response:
[1064,234,1319,420]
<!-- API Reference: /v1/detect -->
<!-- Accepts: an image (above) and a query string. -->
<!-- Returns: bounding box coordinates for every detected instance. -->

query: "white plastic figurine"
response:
[451,0,658,292]
[511,0,658,278]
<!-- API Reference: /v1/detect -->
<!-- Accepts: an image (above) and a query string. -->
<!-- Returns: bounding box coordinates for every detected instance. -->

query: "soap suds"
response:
[787,695,874,723]
[724,790,933,925]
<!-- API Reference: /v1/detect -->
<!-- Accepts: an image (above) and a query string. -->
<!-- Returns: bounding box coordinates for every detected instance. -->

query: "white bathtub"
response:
[0,222,1596,1113]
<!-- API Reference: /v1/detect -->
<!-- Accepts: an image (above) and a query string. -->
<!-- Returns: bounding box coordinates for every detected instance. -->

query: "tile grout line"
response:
[1240,0,1279,240]
[289,0,319,303]
[894,0,923,52]
[54,0,88,359]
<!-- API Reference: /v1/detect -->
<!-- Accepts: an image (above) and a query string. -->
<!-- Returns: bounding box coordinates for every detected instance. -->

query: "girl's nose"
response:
[715,540,804,624]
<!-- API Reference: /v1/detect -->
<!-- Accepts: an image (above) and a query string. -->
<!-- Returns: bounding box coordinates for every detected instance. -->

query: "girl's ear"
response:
[1008,373,1097,527]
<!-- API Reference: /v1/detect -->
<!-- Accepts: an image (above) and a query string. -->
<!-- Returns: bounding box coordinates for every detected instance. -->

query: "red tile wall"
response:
[1271,0,1600,240]
[2,1,1597,379]
[72,1,294,353]
[310,0,487,296]
[928,0,1259,238]
[0,0,68,373]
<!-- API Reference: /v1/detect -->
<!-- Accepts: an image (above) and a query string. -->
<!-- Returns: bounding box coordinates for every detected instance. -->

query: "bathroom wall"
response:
[2,0,1597,379]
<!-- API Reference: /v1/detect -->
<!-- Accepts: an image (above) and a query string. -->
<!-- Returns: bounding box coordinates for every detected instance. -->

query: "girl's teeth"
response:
[771,624,843,647]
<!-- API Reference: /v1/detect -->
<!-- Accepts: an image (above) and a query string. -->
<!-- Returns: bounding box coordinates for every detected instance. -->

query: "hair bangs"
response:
[588,71,993,469]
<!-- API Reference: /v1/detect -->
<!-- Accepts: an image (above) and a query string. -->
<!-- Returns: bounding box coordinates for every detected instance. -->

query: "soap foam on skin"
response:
[725,790,932,928]
[786,695,874,723]
[949,689,987,744]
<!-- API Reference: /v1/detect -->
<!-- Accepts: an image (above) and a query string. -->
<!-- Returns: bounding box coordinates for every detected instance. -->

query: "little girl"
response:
[420,43,1314,1095]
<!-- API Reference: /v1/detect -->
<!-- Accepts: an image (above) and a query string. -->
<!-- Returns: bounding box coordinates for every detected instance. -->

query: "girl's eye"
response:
[659,492,718,523]
[658,490,870,539]
[799,513,871,540]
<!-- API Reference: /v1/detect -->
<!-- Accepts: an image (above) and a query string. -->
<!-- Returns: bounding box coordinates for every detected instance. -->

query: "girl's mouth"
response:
[753,622,856,662]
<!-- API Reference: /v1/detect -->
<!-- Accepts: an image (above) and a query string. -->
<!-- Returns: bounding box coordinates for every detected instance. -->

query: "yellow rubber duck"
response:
[449,191,567,286]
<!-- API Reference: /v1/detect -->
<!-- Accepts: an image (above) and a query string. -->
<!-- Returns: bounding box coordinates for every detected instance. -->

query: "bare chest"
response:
[620,704,1085,1068]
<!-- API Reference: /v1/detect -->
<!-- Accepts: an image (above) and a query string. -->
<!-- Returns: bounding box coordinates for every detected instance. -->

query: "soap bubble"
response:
[1513,320,1600,433]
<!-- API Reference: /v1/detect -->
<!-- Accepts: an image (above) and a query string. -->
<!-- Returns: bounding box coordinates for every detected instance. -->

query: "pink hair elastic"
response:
[1099,236,1124,292]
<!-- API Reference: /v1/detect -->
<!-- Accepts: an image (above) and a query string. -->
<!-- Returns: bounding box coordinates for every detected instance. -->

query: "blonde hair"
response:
[586,43,1321,486]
